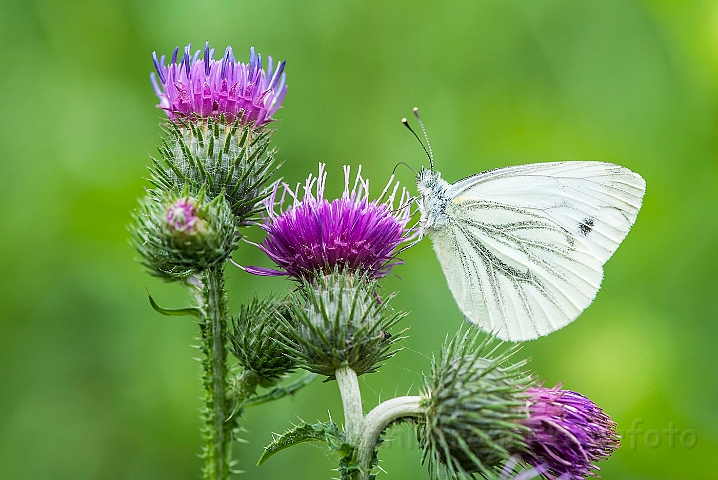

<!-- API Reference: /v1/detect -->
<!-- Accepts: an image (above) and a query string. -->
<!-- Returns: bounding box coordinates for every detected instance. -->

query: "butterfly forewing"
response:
[429,161,645,341]
[449,161,645,263]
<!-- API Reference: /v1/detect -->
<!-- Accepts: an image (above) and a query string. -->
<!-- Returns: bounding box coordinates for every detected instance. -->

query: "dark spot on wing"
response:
[579,218,595,236]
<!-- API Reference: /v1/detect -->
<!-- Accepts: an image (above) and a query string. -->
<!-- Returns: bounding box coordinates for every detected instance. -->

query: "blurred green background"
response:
[2,0,717,478]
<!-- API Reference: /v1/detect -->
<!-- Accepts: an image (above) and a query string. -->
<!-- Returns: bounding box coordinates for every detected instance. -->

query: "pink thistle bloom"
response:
[520,386,620,479]
[246,164,416,280]
[150,42,287,126]
[166,198,206,236]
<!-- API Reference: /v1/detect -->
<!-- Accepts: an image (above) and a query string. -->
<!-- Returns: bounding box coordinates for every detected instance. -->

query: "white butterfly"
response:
[405,111,646,341]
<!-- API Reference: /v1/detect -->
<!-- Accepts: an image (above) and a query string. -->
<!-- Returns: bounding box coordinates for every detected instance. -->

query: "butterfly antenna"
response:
[392,161,418,176]
[402,116,433,170]
[377,163,418,204]
[413,107,434,171]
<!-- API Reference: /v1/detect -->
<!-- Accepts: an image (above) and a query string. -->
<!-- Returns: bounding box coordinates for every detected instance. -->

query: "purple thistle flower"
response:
[166,198,206,236]
[520,386,620,479]
[246,164,415,281]
[150,42,287,126]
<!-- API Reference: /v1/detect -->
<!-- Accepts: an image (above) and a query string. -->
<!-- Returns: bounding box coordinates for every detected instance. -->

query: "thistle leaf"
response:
[257,421,344,465]
[148,291,203,317]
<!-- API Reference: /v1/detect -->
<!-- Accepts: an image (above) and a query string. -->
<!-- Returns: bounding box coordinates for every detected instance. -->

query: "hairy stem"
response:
[200,266,232,480]
[356,396,423,480]
[335,366,364,446]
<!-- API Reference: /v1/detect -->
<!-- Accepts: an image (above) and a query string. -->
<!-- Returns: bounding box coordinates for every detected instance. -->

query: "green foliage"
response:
[129,187,239,280]
[258,419,367,480]
[258,420,348,466]
[282,271,407,377]
[147,291,203,318]
[419,330,533,479]
[150,117,279,224]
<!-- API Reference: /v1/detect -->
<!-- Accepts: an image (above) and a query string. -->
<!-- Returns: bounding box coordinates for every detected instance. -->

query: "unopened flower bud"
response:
[130,188,239,279]
[228,296,297,386]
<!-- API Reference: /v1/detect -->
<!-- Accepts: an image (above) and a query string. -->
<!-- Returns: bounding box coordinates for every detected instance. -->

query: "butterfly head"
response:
[402,108,451,234]
[417,168,451,236]
[416,167,442,192]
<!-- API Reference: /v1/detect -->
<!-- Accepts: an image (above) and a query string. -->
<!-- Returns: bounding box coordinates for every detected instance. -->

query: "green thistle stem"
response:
[199,266,232,480]
[335,366,363,446]
[356,396,423,480]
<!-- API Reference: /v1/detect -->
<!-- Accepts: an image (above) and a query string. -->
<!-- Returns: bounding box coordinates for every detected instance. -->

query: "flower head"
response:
[246,164,415,281]
[151,42,287,126]
[519,386,620,479]
[419,330,620,479]
[229,296,297,385]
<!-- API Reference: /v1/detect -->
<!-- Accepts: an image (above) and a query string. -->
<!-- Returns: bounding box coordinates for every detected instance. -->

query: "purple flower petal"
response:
[520,386,620,479]
[150,42,287,126]
[249,164,417,281]
[243,265,287,276]
[165,198,206,236]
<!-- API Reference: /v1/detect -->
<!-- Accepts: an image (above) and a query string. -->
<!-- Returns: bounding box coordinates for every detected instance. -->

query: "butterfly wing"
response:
[429,161,645,341]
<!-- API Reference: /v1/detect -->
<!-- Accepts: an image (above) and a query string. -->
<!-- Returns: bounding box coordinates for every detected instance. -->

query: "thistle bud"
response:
[228,296,297,386]
[130,188,239,279]
[419,331,531,479]
[281,271,406,377]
